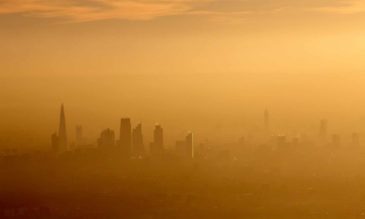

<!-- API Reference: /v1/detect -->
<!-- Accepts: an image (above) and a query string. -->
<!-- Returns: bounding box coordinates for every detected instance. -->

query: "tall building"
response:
[51,104,68,153]
[186,132,194,158]
[176,132,194,159]
[319,119,328,140]
[98,129,115,148]
[132,123,145,158]
[120,118,132,157]
[58,104,68,151]
[151,124,164,155]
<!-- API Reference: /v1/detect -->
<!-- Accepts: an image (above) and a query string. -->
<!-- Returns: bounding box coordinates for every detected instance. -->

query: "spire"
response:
[58,104,68,151]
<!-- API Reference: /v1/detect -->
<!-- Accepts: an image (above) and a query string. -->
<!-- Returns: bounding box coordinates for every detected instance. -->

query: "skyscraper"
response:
[58,104,68,152]
[151,124,164,156]
[176,132,194,159]
[98,128,115,148]
[120,118,132,157]
[185,132,194,158]
[132,123,145,158]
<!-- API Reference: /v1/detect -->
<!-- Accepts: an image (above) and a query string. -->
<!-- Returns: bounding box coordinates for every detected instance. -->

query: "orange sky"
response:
[1,0,365,148]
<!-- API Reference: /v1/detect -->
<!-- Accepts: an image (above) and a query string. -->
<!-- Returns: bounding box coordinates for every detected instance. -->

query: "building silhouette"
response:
[132,123,145,158]
[51,104,68,153]
[176,132,194,158]
[58,104,68,151]
[186,132,194,158]
[151,124,164,156]
[98,129,115,148]
[120,118,132,157]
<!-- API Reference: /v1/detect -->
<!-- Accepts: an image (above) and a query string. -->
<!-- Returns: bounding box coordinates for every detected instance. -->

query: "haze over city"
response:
[2,0,365,218]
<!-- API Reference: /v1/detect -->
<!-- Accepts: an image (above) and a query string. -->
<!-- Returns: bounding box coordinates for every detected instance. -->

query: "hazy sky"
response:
[1,0,365,148]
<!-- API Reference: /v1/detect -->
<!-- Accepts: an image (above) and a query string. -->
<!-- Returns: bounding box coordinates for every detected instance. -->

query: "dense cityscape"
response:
[1,103,363,161]
[31,104,364,160]
[2,105,365,219]
[3,0,365,218]
[51,105,194,160]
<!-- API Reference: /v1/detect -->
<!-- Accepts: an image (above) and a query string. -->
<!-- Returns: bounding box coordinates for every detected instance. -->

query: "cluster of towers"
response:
[97,119,166,158]
[98,120,194,158]
[51,104,361,159]
[51,105,194,158]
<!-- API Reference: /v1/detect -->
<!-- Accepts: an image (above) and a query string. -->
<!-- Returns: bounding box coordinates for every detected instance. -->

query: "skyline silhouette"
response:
[2,1,365,217]
[37,104,363,160]
[3,103,365,218]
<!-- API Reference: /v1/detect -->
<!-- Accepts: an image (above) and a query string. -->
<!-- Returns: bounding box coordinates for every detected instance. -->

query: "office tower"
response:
[132,123,145,158]
[186,132,194,158]
[319,119,328,140]
[264,108,270,132]
[98,129,115,148]
[151,124,164,155]
[352,132,360,145]
[51,104,68,153]
[58,104,68,152]
[176,132,194,159]
[120,118,132,157]
[76,125,83,146]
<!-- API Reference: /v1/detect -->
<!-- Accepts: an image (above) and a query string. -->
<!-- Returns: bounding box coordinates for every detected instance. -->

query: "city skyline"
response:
[2,1,365,218]
[44,104,363,157]
[2,100,365,152]
[50,104,196,158]
[3,0,365,152]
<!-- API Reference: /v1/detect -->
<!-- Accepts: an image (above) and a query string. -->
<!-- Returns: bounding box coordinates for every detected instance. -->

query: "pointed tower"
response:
[58,104,68,151]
